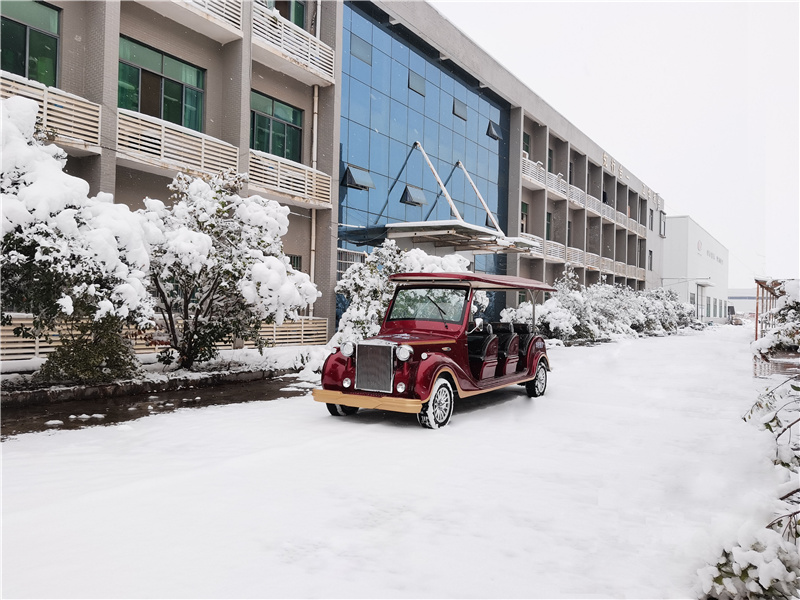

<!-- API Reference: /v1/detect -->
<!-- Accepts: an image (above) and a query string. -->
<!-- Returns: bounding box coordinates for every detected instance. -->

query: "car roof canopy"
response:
[389,272,557,292]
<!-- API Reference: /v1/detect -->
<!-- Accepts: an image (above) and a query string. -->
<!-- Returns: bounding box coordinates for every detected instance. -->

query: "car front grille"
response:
[355,342,394,393]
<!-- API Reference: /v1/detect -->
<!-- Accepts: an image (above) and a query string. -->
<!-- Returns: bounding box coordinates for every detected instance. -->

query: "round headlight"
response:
[341,341,355,357]
[396,345,413,361]
[343,378,352,389]
[396,382,406,393]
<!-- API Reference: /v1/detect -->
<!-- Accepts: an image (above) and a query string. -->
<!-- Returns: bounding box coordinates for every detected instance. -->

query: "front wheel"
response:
[526,363,547,398]
[326,403,360,416]
[418,378,455,429]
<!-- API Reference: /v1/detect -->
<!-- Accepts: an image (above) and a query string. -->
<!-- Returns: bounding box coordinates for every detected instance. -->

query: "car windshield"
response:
[388,287,469,324]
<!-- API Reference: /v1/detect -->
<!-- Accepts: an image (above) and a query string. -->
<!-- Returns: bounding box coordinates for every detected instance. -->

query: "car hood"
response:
[367,331,459,345]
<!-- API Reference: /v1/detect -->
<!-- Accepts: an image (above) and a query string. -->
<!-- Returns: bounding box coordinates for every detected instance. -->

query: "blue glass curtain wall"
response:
[339,2,510,270]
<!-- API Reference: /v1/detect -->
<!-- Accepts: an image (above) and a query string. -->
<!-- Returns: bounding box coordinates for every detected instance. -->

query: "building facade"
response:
[2,0,673,336]
[663,215,729,321]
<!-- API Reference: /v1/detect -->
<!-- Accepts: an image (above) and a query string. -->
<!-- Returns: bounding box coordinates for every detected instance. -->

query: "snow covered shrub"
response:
[699,378,800,599]
[1,96,154,383]
[752,281,800,358]
[333,240,475,344]
[142,170,319,369]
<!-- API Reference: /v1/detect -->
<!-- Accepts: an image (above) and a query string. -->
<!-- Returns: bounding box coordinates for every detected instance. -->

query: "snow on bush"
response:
[698,378,800,598]
[752,280,800,358]
[142,170,319,369]
[1,96,155,382]
[332,240,476,345]
[501,267,694,342]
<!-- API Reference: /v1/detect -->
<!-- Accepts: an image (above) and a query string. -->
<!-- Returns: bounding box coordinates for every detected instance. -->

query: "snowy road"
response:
[2,325,781,598]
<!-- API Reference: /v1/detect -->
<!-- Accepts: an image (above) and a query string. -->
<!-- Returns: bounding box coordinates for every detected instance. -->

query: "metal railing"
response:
[601,204,616,221]
[626,264,637,278]
[337,248,368,280]
[568,184,586,207]
[638,223,647,237]
[544,240,566,261]
[519,233,544,257]
[616,210,628,226]
[585,252,601,269]
[566,246,584,265]
[252,2,335,83]
[521,157,546,187]
[186,0,242,29]
[601,257,614,273]
[615,261,627,276]
[637,267,646,280]
[546,172,568,196]
[1,71,101,150]
[585,194,602,215]
[248,150,331,206]
[117,109,238,175]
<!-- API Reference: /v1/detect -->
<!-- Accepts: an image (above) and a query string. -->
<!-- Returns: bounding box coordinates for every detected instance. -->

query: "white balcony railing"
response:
[627,217,637,231]
[601,257,614,273]
[638,223,647,237]
[521,157,546,187]
[586,194,602,215]
[1,71,101,152]
[637,267,646,280]
[546,172,568,196]
[248,149,331,206]
[187,0,242,29]
[602,204,616,221]
[626,264,637,278]
[566,246,584,265]
[117,109,238,175]
[252,2,335,85]
[585,252,601,270]
[616,210,627,226]
[544,240,566,261]
[615,261,627,276]
[519,232,544,257]
[568,184,586,207]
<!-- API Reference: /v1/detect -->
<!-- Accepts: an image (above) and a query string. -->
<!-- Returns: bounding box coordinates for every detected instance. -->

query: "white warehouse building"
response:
[663,215,730,322]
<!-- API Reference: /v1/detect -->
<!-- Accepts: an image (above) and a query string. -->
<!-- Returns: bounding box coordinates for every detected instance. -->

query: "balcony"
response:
[567,184,585,208]
[566,246,584,265]
[601,257,614,273]
[585,194,602,216]
[134,0,242,43]
[248,150,332,208]
[627,217,637,231]
[615,261,627,277]
[546,172,568,198]
[626,264,638,279]
[601,204,616,221]
[252,2,335,86]
[1,71,101,155]
[544,240,566,262]
[585,252,601,270]
[521,157,546,190]
[117,109,238,176]
[615,210,628,227]
[638,223,647,237]
[518,232,544,257]
[637,267,646,280]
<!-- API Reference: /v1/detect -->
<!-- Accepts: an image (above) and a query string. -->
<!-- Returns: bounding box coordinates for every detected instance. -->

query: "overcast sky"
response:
[429,1,799,289]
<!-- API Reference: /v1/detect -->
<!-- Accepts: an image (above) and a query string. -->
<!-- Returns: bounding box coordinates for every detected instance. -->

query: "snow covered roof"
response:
[389,272,556,292]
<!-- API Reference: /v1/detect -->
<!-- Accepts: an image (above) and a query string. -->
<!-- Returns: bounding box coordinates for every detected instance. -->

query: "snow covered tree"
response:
[142,170,319,369]
[752,280,800,357]
[333,240,479,344]
[1,96,154,383]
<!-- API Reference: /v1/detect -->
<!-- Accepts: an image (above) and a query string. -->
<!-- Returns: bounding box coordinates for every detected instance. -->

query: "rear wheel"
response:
[525,363,547,397]
[418,378,454,429]
[326,403,360,416]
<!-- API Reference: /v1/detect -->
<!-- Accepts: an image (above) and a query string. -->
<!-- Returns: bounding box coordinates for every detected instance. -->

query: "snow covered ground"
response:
[1,325,786,598]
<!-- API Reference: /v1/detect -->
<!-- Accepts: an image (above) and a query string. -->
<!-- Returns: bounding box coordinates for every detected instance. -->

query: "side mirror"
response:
[468,318,484,334]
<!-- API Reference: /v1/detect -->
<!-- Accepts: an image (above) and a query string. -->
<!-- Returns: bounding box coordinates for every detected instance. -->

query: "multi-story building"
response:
[2,0,670,336]
[663,215,729,322]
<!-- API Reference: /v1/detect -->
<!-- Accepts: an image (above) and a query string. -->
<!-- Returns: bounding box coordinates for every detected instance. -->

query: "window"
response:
[706,297,711,319]
[648,250,653,271]
[351,33,371,65]
[567,221,572,247]
[690,292,696,305]
[547,148,553,173]
[452,98,467,121]
[568,161,574,185]
[408,70,425,96]
[259,0,306,28]
[1,1,59,87]
[520,202,528,233]
[649,208,654,230]
[659,210,666,237]
[522,132,530,157]
[250,90,303,162]
[545,212,552,241]
[118,37,205,132]
[288,254,302,271]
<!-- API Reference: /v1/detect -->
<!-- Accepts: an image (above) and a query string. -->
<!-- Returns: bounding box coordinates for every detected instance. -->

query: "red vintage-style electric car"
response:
[313,272,556,429]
